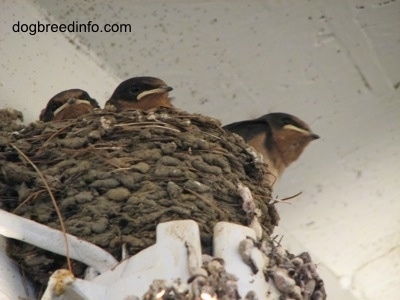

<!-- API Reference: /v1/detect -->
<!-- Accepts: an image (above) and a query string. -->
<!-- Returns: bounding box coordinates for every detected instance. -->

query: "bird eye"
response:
[281,118,292,125]
[129,85,141,95]
[51,102,61,111]
[81,92,91,100]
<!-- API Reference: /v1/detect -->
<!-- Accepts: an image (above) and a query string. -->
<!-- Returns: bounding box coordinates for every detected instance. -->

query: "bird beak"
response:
[53,99,93,117]
[283,124,319,139]
[137,85,173,100]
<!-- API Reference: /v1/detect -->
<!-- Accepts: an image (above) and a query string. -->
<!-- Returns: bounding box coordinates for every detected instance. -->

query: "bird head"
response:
[266,112,319,166]
[40,89,99,122]
[106,76,173,111]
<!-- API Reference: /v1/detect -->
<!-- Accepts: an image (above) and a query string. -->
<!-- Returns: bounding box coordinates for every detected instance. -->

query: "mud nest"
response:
[0,108,24,132]
[0,107,279,287]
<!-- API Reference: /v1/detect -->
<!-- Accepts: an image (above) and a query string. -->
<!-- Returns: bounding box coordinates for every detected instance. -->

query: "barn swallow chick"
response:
[105,76,173,112]
[40,89,99,122]
[223,113,319,184]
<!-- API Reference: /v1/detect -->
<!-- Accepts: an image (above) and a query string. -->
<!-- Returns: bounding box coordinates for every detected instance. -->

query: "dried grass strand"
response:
[40,123,76,148]
[12,189,46,214]
[270,191,303,205]
[9,143,72,272]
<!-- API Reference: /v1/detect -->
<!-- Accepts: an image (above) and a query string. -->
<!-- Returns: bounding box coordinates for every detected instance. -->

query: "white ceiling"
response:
[1,0,399,299]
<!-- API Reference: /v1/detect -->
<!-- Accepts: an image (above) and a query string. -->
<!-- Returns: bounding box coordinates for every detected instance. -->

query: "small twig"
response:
[198,131,222,141]
[270,191,302,205]
[10,143,72,272]
[12,189,47,213]
[39,123,76,149]
[88,150,126,168]
[271,234,284,247]
[269,171,278,187]
[190,148,231,156]
[114,122,181,133]
[116,121,164,126]
[280,191,302,201]
[91,145,123,150]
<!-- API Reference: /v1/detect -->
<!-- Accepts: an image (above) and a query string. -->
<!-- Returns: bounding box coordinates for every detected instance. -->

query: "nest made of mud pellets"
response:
[0,107,278,287]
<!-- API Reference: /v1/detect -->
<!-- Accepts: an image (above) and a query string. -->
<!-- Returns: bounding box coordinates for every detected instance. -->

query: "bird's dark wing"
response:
[223,119,270,142]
